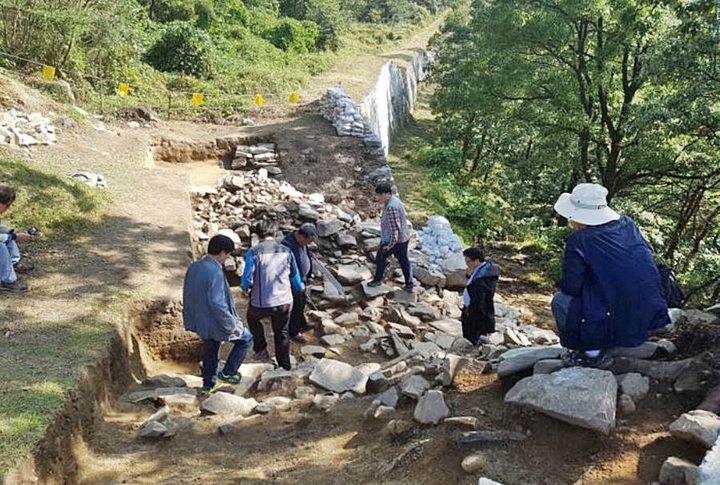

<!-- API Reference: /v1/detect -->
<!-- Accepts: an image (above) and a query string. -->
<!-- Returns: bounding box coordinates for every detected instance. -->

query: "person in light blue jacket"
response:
[183,235,253,395]
[552,183,670,368]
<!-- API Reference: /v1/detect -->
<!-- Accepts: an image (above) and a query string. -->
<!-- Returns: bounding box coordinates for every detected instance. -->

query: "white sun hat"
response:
[554,183,621,226]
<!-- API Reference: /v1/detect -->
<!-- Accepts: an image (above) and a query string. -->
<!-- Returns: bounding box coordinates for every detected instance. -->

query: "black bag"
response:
[657,264,686,308]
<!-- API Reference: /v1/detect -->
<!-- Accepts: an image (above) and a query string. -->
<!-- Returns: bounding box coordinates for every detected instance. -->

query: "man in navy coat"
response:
[552,183,670,368]
[183,235,253,395]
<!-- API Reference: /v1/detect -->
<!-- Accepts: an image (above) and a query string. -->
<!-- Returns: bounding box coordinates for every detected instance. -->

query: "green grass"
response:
[0,155,109,237]
[0,154,113,476]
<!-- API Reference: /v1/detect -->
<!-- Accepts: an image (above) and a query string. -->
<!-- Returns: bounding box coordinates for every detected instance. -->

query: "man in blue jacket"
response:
[552,183,670,368]
[281,223,317,344]
[242,220,303,370]
[183,235,253,396]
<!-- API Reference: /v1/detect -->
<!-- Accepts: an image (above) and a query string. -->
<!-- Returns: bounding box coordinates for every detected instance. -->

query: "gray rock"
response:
[660,456,700,485]
[533,359,565,375]
[505,367,617,435]
[375,386,400,407]
[699,433,720,484]
[401,375,431,399]
[200,393,258,417]
[428,319,463,338]
[317,219,342,237]
[616,373,650,402]
[618,394,636,415]
[142,375,187,388]
[309,358,368,394]
[413,389,450,424]
[497,346,563,379]
[138,421,171,439]
[670,410,720,449]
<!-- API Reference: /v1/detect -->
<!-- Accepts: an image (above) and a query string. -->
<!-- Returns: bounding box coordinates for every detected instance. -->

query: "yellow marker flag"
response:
[255,93,264,107]
[289,91,300,103]
[117,83,129,96]
[192,93,204,106]
[42,65,55,81]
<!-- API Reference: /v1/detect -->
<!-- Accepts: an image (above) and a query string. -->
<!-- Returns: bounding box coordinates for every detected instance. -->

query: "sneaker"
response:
[0,280,28,292]
[367,280,382,287]
[298,323,316,333]
[401,284,414,293]
[217,371,242,385]
[582,351,614,369]
[290,335,307,344]
[13,262,34,274]
[253,348,271,360]
[199,383,223,397]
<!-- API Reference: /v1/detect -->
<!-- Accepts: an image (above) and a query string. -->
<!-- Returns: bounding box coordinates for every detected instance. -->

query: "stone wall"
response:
[360,52,430,156]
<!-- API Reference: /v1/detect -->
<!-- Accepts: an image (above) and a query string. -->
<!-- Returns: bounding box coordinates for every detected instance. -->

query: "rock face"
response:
[504,367,618,435]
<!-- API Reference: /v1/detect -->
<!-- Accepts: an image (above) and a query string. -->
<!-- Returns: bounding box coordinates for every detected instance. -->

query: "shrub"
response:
[144,22,214,78]
[265,18,318,53]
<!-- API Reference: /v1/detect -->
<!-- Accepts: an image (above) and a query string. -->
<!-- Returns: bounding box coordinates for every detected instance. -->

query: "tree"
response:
[144,21,213,77]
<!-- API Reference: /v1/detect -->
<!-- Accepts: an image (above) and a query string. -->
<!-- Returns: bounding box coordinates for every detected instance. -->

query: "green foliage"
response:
[265,17,318,52]
[144,21,214,77]
[142,0,195,23]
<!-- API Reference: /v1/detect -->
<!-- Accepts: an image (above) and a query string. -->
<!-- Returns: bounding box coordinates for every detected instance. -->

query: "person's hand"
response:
[14,231,35,242]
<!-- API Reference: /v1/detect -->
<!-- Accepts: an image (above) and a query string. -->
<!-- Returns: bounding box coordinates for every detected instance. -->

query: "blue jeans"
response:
[373,240,413,287]
[0,238,21,283]
[202,327,253,388]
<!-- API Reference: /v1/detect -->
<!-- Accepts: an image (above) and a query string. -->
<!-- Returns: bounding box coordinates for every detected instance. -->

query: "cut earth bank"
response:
[1,45,718,485]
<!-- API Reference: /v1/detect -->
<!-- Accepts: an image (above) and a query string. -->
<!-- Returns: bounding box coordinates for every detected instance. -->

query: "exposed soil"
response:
[0,20,714,485]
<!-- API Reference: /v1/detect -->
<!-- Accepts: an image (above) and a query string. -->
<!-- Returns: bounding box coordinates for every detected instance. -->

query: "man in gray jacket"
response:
[241,220,303,370]
[368,182,414,291]
[183,235,253,396]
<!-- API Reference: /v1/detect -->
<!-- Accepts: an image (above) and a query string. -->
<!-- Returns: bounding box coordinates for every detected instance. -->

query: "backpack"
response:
[656,264,686,308]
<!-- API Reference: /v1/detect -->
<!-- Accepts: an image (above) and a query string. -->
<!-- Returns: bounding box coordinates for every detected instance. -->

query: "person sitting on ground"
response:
[551,183,670,368]
[241,219,303,371]
[0,185,36,293]
[183,234,253,396]
[461,247,498,346]
[368,182,414,292]
[281,222,317,344]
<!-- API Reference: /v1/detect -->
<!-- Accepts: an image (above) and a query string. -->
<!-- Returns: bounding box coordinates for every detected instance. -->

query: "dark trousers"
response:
[247,303,292,370]
[289,289,308,337]
[202,328,253,388]
[373,240,413,287]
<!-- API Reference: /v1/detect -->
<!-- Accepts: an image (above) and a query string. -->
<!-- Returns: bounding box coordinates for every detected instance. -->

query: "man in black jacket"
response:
[461,247,498,345]
[281,223,317,343]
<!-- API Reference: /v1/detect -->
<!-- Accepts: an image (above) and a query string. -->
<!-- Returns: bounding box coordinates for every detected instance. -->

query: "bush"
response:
[265,18,318,53]
[143,0,196,23]
[144,22,214,78]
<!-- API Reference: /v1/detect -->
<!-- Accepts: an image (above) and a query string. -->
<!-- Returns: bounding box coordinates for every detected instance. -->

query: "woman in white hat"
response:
[551,183,670,367]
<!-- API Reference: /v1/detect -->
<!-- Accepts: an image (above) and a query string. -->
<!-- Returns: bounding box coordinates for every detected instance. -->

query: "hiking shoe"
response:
[582,352,615,369]
[298,323,316,333]
[13,262,34,274]
[199,383,223,397]
[401,284,414,293]
[290,334,307,344]
[0,280,28,293]
[367,280,382,287]
[561,349,584,367]
[253,348,271,360]
[217,371,242,385]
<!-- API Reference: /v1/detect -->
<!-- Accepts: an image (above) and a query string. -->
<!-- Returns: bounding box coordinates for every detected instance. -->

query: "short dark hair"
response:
[0,185,16,205]
[463,247,485,262]
[208,235,235,255]
[298,222,316,239]
[256,219,278,238]
[375,182,393,195]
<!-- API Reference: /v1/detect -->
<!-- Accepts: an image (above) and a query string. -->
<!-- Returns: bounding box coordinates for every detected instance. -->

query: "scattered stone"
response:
[670,409,720,448]
[413,389,449,424]
[659,456,699,485]
[461,454,487,473]
[454,430,526,444]
[309,358,368,394]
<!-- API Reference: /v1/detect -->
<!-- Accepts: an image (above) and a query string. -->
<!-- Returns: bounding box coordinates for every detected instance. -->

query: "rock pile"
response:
[0,108,57,148]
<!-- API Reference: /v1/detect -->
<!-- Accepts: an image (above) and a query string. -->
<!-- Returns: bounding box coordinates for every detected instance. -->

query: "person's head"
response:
[374,182,393,204]
[463,247,485,270]
[0,185,16,215]
[207,234,235,263]
[256,219,279,238]
[296,222,316,246]
[553,183,620,228]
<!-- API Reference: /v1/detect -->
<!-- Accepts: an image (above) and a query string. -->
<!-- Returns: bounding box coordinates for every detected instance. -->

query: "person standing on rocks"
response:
[0,185,36,293]
[183,234,253,396]
[241,219,303,370]
[281,222,317,344]
[368,182,414,292]
[461,247,498,346]
[552,183,670,368]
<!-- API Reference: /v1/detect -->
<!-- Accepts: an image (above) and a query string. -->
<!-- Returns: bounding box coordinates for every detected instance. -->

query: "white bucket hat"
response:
[554,183,620,226]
